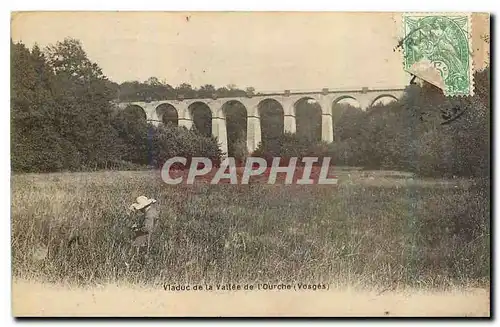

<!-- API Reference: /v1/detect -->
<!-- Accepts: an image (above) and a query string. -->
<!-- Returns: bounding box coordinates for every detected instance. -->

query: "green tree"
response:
[45,38,121,169]
[11,41,76,172]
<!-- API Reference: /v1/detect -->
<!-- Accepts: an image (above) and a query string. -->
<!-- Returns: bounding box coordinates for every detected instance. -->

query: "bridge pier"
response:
[148,120,161,127]
[212,117,228,157]
[284,114,296,134]
[178,118,193,130]
[246,116,262,154]
[321,113,334,143]
[357,97,372,111]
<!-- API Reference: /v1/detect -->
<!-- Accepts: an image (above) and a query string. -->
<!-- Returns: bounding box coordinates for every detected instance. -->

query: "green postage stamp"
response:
[403,13,473,96]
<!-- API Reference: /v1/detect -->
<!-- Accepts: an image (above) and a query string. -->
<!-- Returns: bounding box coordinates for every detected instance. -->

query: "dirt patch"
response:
[12,280,489,317]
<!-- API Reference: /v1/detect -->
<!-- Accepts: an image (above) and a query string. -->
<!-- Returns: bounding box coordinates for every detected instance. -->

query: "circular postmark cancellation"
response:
[402,13,473,97]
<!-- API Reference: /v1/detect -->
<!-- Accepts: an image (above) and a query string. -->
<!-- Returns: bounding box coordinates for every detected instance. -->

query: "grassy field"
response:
[11,170,490,291]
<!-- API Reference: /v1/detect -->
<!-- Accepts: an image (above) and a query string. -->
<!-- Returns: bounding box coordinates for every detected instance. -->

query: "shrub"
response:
[251,132,332,166]
[150,124,223,169]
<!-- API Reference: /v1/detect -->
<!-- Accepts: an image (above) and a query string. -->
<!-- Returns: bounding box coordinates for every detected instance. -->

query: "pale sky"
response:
[11,12,412,91]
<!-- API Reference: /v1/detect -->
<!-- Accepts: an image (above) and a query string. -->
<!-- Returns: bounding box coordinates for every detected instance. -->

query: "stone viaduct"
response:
[118,87,405,155]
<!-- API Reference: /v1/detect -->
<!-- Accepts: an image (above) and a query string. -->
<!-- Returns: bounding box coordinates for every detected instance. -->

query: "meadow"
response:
[11,169,490,291]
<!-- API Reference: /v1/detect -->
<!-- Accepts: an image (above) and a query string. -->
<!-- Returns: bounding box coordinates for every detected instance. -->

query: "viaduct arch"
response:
[118,87,405,156]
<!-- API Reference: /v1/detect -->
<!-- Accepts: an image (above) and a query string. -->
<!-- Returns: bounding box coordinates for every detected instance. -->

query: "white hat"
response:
[130,195,157,211]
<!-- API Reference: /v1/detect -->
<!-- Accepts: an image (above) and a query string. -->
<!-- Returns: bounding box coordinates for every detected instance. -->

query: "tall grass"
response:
[11,171,490,290]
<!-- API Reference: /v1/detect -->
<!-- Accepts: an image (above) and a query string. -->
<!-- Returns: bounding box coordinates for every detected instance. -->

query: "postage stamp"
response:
[402,13,474,96]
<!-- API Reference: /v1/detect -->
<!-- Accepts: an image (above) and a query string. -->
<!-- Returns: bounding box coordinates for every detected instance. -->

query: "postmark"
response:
[402,13,473,96]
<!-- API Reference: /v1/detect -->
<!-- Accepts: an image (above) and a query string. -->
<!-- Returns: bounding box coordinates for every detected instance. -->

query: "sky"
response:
[11,12,412,92]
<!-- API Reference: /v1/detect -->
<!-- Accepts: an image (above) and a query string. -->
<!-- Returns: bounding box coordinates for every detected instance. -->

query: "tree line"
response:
[11,38,224,172]
[114,78,256,102]
[255,68,489,179]
[11,37,490,180]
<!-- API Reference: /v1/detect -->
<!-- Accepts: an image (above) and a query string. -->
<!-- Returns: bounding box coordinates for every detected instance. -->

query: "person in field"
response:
[128,195,159,257]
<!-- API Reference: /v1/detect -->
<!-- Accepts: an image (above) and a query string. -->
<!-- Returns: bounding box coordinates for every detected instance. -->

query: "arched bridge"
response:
[117,87,405,155]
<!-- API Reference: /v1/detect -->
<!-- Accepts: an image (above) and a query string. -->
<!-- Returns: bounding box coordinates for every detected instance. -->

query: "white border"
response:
[4,0,498,12]
[2,0,497,326]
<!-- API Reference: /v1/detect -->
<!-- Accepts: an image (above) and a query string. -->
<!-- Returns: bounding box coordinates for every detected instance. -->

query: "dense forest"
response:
[11,38,490,180]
